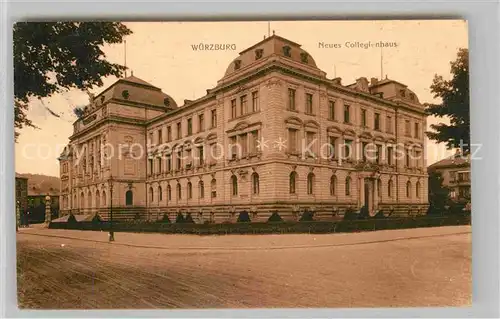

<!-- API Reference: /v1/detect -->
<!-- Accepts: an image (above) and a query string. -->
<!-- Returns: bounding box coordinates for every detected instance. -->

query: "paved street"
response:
[17,226,471,309]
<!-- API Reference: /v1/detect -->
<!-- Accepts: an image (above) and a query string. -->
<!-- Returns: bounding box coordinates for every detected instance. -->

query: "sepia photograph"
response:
[14,20,471,309]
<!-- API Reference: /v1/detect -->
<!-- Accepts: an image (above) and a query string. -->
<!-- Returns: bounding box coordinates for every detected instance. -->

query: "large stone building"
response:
[59,34,428,222]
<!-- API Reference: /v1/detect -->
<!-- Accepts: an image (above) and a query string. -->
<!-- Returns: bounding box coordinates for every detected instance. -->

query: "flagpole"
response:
[124,40,127,78]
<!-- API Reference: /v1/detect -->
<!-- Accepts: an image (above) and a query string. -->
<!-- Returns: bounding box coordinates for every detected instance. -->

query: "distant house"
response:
[27,187,60,223]
[15,174,28,213]
[428,152,471,203]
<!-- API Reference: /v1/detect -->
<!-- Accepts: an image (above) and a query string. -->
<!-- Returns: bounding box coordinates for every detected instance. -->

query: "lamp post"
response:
[44,195,52,227]
[16,200,20,232]
[109,176,115,242]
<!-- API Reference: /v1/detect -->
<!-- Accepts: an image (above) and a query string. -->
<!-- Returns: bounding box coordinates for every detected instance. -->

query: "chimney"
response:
[356,77,369,92]
[370,77,378,86]
[332,77,342,86]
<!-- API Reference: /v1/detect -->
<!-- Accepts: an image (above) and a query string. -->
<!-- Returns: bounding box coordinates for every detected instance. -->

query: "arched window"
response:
[388,180,393,198]
[125,190,133,206]
[87,190,92,208]
[252,173,259,195]
[74,194,77,208]
[158,186,163,201]
[95,190,100,208]
[231,175,238,196]
[211,179,217,198]
[167,184,172,201]
[416,181,421,198]
[80,192,85,209]
[101,191,106,207]
[377,179,382,198]
[406,181,412,198]
[345,177,351,196]
[199,181,205,199]
[289,171,297,194]
[149,187,154,202]
[177,183,182,199]
[330,175,337,196]
[187,182,193,199]
[307,173,315,195]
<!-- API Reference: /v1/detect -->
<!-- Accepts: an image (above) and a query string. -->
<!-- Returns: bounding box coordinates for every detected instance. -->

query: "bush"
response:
[175,212,185,223]
[160,213,171,223]
[299,210,314,222]
[184,213,195,224]
[67,213,77,224]
[133,212,142,220]
[91,214,102,224]
[237,211,251,223]
[267,212,283,222]
[373,210,385,219]
[343,208,359,220]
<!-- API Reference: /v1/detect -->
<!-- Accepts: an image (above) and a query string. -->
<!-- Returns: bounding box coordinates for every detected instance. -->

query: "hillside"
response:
[16,173,60,196]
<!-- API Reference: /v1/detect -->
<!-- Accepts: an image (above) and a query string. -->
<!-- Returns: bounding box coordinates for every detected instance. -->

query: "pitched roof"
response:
[120,75,159,89]
[428,153,470,170]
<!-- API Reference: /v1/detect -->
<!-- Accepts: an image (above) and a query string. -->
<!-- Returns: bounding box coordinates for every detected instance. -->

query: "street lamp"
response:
[109,175,115,242]
[45,195,52,227]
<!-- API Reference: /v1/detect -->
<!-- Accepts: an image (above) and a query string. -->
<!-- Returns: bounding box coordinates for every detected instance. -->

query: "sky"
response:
[14,20,468,177]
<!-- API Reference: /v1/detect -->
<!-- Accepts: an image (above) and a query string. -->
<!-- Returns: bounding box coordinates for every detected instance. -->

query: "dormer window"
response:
[255,49,263,60]
[300,52,309,63]
[234,60,242,70]
[122,90,129,99]
[400,89,406,97]
[163,98,170,107]
[282,45,291,57]
[409,93,415,101]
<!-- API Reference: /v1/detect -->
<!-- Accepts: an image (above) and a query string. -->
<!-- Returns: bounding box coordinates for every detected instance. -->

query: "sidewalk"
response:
[17,225,471,251]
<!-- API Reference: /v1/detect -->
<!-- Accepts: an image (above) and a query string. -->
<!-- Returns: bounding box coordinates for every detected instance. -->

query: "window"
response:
[198,146,204,165]
[126,190,133,206]
[255,49,263,60]
[328,100,335,120]
[330,175,337,196]
[149,132,153,145]
[240,95,247,115]
[187,182,192,199]
[289,171,297,194]
[450,171,457,182]
[157,157,162,173]
[377,179,382,198]
[211,179,217,198]
[387,180,393,198]
[414,122,420,138]
[345,177,351,196]
[187,118,193,136]
[288,128,298,153]
[306,132,316,156]
[405,120,411,136]
[167,185,172,201]
[283,45,291,57]
[328,136,337,159]
[199,181,205,199]
[252,91,259,112]
[176,122,182,139]
[231,175,238,196]
[387,146,394,166]
[158,129,163,144]
[386,116,392,133]
[374,113,380,130]
[305,93,313,114]
[231,99,237,118]
[376,144,382,164]
[361,109,367,127]
[344,104,350,123]
[211,109,217,128]
[176,183,182,199]
[176,150,182,170]
[252,173,260,195]
[415,150,422,168]
[406,181,412,198]
[307,173,315,195]
[416,181,421,198]
[167,126,172,142]
[344,139,353,159]
[230,136,238,159]
[149,187,154,202]
[405,149,410,167]
[362,142,368,161]
[166,155,172,171]
[240,134,248,156]
[148,158,153,175]
[158,186,163,201]
[198,114,205,132]
[250,130,259,153]
[288,88,296,111]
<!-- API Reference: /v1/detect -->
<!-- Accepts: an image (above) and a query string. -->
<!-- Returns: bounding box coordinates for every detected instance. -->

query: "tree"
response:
[13,22,132,140]
[427,171,450,215]
[425,48,469,153]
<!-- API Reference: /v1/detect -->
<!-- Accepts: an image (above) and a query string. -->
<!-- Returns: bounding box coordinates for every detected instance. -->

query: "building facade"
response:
[59,35,428,222]
[428,153,471,202]
[15,175,28,214]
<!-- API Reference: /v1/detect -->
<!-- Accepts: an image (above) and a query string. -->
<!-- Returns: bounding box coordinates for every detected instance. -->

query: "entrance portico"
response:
[358,172,380,216]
